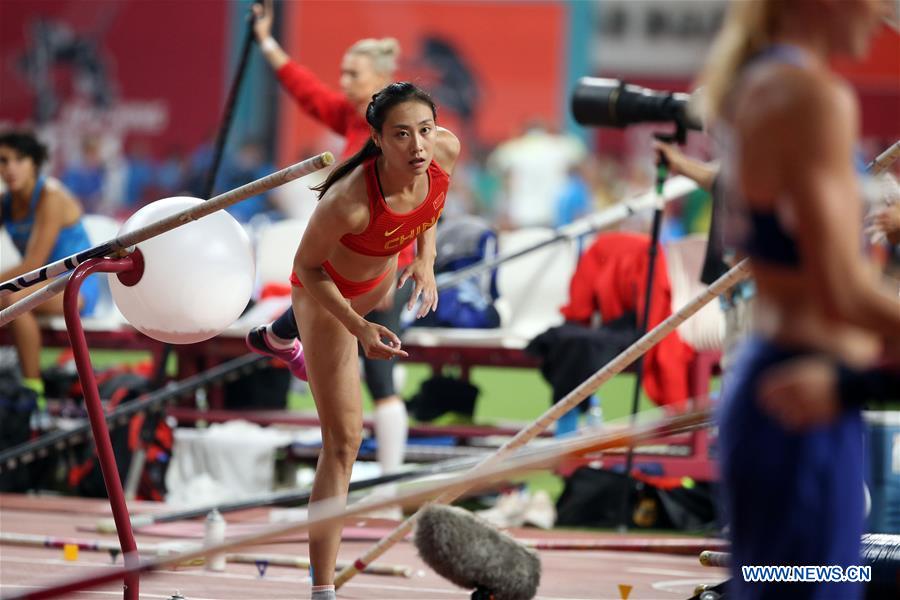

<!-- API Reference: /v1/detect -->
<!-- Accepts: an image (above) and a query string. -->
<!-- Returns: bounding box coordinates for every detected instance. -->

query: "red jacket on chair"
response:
[560,232,695,407]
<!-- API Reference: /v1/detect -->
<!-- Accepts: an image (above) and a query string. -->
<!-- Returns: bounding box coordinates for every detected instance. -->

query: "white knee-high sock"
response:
[311,584,335,600]
[374,399,407,474]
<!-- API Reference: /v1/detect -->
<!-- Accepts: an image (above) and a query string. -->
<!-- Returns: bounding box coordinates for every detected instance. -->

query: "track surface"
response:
[0,494,727,599]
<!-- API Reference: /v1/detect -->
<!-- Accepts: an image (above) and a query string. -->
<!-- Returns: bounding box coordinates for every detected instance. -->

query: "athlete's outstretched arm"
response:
[252,0,288,70]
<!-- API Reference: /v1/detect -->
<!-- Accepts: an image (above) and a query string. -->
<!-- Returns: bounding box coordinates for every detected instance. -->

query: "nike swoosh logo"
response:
[385,224,404,236]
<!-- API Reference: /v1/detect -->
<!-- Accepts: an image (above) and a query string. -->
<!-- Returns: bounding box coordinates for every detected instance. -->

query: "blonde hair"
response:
[346,37,400,75]
[698,0,785,120]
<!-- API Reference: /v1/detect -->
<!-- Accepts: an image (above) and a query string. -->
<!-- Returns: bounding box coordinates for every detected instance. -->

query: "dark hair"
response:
[0,130,49,170]
[312,82,436,199]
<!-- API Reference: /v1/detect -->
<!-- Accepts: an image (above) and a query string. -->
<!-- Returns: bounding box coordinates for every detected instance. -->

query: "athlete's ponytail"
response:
[313,82,436,199]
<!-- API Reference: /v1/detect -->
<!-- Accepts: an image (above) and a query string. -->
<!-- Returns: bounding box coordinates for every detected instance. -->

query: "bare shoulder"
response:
[434,127,461,174]
[733,63,857,181]
[737,63,854,135]
[315,162,371,234]
[40,177,68,203]
[38,177,78,214]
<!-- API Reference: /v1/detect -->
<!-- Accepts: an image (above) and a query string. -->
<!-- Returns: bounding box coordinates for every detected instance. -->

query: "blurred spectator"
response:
[555,159,594,227]
[660,202,687,244]
[441,157,480,219]
[221,140,276,224]
[190,138,215,180]
[590,155,629,211]
[489,121,586,229]
[123,138,155,210]
[183,138,216,197]
[61,135,105,213]
[471,147,501,216]
[156,146,188,196]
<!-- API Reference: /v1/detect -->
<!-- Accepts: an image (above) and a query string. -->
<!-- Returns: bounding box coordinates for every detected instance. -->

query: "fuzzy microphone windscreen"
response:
[414,504,541,600]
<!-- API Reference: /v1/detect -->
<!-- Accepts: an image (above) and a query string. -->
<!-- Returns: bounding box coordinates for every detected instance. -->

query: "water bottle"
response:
[585,395,603,429]
[204,509,226,572]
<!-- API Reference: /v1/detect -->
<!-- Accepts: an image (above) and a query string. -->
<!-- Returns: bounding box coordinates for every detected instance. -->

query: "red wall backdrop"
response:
[833,26,900,139]
[276,0,565,164]
[0,0,227,161]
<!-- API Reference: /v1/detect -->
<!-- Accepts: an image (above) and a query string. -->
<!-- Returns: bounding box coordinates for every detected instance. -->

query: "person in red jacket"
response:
[246,0,412,504]
[254,2,396,162]
[283,82,459,600]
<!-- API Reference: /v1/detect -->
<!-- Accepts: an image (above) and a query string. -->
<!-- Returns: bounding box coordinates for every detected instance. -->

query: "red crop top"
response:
[340,156,449,257]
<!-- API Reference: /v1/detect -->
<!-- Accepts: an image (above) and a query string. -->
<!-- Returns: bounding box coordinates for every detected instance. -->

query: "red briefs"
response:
[290,261,391,299]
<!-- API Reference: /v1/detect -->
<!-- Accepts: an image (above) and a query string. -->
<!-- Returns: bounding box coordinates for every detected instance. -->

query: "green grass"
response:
[287,362,672,502]
[287,363,661,424]
[40,348,174,372]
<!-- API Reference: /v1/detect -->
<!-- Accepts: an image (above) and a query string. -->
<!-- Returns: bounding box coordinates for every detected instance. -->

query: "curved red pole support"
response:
[63,256,142,600]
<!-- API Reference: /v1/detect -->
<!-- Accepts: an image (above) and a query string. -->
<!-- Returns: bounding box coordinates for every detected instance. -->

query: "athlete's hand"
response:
[252,0,274,41]
[758,357,841,431]
[352,320,408,361]
[399,258,438,319]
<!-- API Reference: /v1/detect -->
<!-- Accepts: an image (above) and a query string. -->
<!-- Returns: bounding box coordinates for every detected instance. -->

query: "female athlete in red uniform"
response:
[291,82,459,600]
[249,0,415,496]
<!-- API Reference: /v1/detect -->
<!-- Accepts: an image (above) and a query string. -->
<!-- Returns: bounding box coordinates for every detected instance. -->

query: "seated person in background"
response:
[61,136,106,214]
[0,131,99,412]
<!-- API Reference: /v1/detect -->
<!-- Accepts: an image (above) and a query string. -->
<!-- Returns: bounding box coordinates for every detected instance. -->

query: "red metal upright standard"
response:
[62,256,143,600]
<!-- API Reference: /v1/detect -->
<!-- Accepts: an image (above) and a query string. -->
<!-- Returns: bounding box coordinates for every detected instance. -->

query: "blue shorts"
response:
[718,337,865,600]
